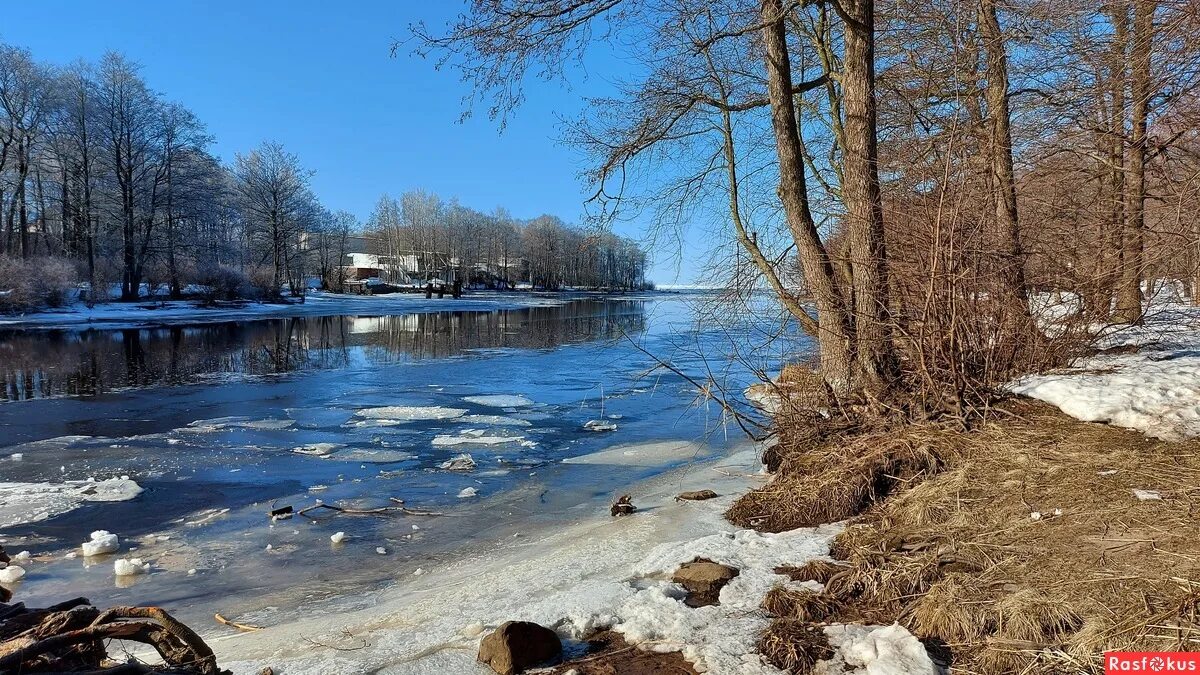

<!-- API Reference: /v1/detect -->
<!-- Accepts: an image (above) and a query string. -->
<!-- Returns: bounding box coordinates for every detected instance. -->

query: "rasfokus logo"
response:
[1106,652,1200,673]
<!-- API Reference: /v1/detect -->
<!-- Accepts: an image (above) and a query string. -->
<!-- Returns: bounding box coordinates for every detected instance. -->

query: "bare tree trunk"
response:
[839,0,893,394]
[1115,0,1154,324]
[979,0,1029,313]
[759,0,854,394]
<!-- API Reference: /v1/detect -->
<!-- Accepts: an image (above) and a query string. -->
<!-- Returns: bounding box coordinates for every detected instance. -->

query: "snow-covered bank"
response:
[206,447,929,675]
[0,291,577,330]
[1012,303,1200,440]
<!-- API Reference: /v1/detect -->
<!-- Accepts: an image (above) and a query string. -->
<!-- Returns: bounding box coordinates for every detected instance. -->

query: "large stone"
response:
[672,558,739,608]
[478,621,562,674]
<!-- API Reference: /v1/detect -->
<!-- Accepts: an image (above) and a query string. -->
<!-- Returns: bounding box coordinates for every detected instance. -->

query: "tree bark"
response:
[979,0,1029,314]
[1115,0,1154,324]
[759,0,854,394]
[838,0,894,393]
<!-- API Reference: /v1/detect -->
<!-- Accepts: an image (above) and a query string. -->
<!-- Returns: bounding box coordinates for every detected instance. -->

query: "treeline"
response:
[421,0,1200,413]
[0,42,355,308]
[367,190,649,290]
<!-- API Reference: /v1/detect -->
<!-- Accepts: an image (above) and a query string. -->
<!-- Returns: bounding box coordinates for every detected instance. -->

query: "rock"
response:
[477,620,562,674]
[676,489,719,501]
[610,494,636,517]
[672,557,739,607]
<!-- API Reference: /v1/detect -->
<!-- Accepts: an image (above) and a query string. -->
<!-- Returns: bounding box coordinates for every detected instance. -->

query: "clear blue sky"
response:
[3,1,705,284]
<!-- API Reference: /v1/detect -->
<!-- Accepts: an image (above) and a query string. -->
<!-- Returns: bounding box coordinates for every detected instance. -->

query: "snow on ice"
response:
[0,478,143,528]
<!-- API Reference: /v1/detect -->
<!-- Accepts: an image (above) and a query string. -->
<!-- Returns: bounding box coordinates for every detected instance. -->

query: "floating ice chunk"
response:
[0,478,142,529]
[331,531,347,543]
[439,453,477,471]
[1134,489,1162,501]
[354,406,467,421]
[82,531,120,557]
[583,420,618,432]
[0,565,26,583]
[463,395,533,407]
[456,415,532,427]
[457,487,479,498]
[187,568,197,576]
[11,551,31,564]
[8,453,21,460]
[413,567,425,576]
[292,443,342,456]
[376,547,387,555]
[433,433,524,447]
[114,558,150,576]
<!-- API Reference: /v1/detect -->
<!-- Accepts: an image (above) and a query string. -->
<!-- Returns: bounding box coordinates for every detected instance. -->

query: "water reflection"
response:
[0,300,647,401]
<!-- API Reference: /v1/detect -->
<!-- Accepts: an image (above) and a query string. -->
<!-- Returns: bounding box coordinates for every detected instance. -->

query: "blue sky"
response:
[3,1,704,284]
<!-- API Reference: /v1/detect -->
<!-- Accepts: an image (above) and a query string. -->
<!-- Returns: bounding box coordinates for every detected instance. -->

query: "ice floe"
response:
[354,406,468,421]
[82,530,120,557]
[462,395,533,407]
[0,478,144,528]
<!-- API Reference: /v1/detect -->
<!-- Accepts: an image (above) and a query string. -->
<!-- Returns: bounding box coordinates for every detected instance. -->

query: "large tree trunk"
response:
[1115,0,1154,324]
[759,0,854,394]
[979,0,1029,314]
[839,0,893,394]
[1100,2,1129,319]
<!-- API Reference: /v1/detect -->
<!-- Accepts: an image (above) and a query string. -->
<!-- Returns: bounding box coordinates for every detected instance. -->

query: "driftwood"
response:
[0,597,229,674]
[295,499,442,519]
[214,613,263,633]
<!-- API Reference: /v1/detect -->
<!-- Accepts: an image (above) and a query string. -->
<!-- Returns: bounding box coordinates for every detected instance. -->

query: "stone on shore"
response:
[676,489,719,501]
[673,558,739,607]
[478,620,562,674]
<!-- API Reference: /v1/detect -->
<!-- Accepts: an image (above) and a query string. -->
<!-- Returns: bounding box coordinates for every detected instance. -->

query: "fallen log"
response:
[0,598,228,674]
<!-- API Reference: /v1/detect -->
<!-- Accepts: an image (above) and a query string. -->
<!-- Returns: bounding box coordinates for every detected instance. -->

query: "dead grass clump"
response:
[727,427,953,532]
[904,572,995,643]
[758,620,834,674]
[885,466,971,527]
[774,559,848,583]
[994,588,1081,643]
[761,586,843,622]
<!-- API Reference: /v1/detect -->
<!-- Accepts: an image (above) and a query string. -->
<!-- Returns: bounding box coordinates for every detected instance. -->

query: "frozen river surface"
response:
[0,293,803,628]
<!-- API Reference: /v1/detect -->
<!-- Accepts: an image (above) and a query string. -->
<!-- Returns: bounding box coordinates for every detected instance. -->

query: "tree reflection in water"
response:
[0,300,647,401]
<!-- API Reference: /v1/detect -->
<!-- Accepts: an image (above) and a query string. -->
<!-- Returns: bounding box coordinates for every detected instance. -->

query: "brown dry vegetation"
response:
[550,631,699,675]
[736,398,1200,674]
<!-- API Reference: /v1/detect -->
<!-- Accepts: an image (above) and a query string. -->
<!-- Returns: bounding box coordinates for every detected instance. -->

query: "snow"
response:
[462,394,534,407]
[82,530,120,557]
[354,406,467,421]
[1133,489,1162,501]
[0,566,26,583]
[1011,300,1200,440]
[819,624,937,675]
[0,478,143,528]
[114,557,151,576]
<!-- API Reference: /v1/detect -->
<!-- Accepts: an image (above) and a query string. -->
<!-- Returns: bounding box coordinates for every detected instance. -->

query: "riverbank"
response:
[0,290,591,330]
[733,399,1200,673]
[169,441,930,675]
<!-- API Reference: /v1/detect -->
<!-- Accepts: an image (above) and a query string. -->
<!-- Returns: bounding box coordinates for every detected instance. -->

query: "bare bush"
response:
[0,255,78,313]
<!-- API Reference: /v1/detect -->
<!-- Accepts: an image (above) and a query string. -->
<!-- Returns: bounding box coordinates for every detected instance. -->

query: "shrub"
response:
[0,255,79,313]
[197,265,256,302]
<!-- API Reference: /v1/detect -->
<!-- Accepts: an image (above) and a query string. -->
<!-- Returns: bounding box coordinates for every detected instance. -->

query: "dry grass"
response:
[758,620,834,674]
[751,399,1200,673]
[774,559,849,583]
